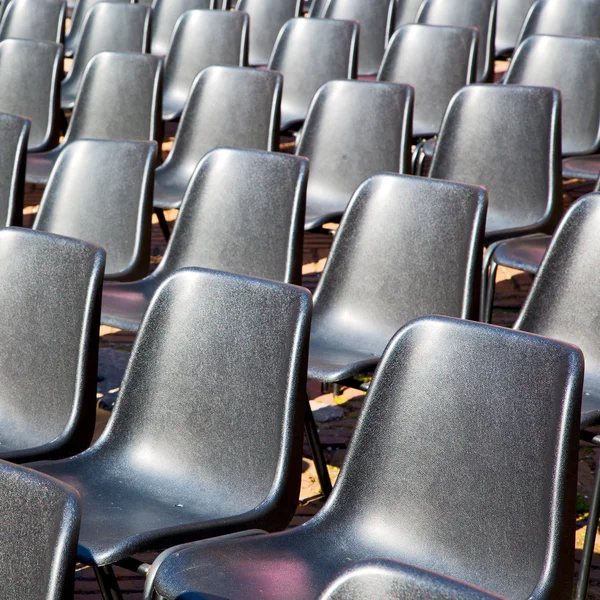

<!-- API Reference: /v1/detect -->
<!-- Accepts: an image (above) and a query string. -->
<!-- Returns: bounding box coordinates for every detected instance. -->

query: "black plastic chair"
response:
[417,0,496,83]
[26,51,162,185]
[61,2,152,110]
[162,9,248,121]
[154,65,281,214]
[378,24,477,139]
[323,0,394,76]
[0,113,29,227]
[298,80,413,231]
[0,460,81,600]
[0,227,104,463]
[307,0,327,17]
[268,17,358,131]
[0,0,65,43]
[148,315,582,600]
[394,0,425,29]
[102,147,307,331]
[33,139,156,281]
[30,267,311,599]
[495,0,535,56]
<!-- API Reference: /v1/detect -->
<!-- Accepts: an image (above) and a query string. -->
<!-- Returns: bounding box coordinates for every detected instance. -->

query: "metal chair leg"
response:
[154,208,171,241]
[304,394,332,497]
[94,565,124,600]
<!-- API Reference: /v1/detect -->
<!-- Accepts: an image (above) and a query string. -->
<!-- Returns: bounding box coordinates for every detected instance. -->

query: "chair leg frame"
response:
[94,564,124,600]
[154,207,171,241]
[304,393,332,497]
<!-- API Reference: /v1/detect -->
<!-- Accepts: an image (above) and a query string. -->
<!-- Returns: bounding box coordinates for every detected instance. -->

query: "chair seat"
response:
[154,170,190,211]
[304,192,350,231]
[60,80,77,110]
[308,339,379,382]
[26,147,61,184]
[493,236,551,275]
[281,103,306,132]
[101,277,159,332]
[162,91,187,122]
[562,155,600,181]
[422,136,437,157]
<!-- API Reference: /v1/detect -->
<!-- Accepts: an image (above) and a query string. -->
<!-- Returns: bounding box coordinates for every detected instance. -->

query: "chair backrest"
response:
[429,85,562,243]
[308,0,327,17]
[162,9,248,120]
[495,0,535,55]
[0,113,29,227]
[417,0,496,82]
[317,316,581,600]
[505,34,600,156]
[311,175,486,355]
[394,0,425,29]
[62,3,152,106]
[94,267,310,526]
[268,18,358,129]
[0,0,65,43]
[378,24,477,137]
[0,228,104,461]
[236,0,300,66]
[63,51,163,145]
[0,461,81,600]
[34,140,156,281]
[516,0,600,48]
[323,0,394,75]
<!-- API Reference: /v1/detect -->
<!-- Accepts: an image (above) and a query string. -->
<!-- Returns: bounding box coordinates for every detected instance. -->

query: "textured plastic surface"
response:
[298,80,413,230]
[61,3,151,110]
[26,51,162,184]
[34,140,156,281]
[417,0,496,83]
[0,113,29,227]
[429,85,562,244]
[394,0,425,29]
[102,147,307,331]
[495,0,535,55]
[162,9,248,121]
[154,65,281,210]
[0,0,65,43]
[269,17,358,130]
[32,267,311,567]
[378,24,477,137]
[0,460,81,600]
[493,235,550,275]
[0,228,104,462]
[562,155,600,182]
[308,174,486,383]
[152,316,581,600]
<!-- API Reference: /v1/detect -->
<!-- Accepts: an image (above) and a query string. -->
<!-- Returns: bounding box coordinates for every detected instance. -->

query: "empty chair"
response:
[298,80,413,231]
[495,0,535,56]
[162,9,249,121]
[0,113,29,227]
[269,18,358,131]
[148,316,581,600]
[29,267,311,597]
[61,3,151,110]
[33,140,156,281]
[26,51,162,185]
[0,228,104,463]
[394,0,425,29]
[417,0,496,83]
[323,0,394,75]
[378,24,477,138]
[0,0,65,43]
[0,461,81,600]
[154,66,281,212]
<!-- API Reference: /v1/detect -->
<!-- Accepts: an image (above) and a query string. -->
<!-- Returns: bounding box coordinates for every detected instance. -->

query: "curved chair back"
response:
[0,0,65,43]
[0,461,81,600]
[378,24,477,138]
[34,140,156,281]
[308,0,327,17]
[323,0,394,75]
[236,0,300,66]
[429,85,562,243]
[495,0,535,56]
[417,0,496,83]
[0,113,29,227]
[505,34,600,157]
[269,18,358,130]
[162,9,248,121]
[394,0,425,29]
[0,228,104,462]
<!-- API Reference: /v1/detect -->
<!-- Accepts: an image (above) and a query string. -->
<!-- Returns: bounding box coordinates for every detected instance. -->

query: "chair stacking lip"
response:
[162,9,249,122]
[494,0,536,56]
[0,460,81,600]
[0,0,66,44]
[148,316,582,600]
[393,0,427,30]
[0,228,105,463]
[61,2,152,111]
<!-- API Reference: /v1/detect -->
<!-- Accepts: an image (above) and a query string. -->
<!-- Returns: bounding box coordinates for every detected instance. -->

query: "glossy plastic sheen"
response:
[308,174,486,383]
[236,0,300,66]
[26,51,163,185]
[493,235,550,275]
[429,85,562,244]
[0,39,61,151]
[0,113,29,227]
[102,148,307,331]
[31,267,311,567]
[0,0,65,43]
[61,3,152,110]
[268,18,358,130]
[378,24,477,138]
[33,140,156,281]
[495,0,535,55]
[394,0,426,29]
[0,461,81,600]
[417,0,496,83]
[298,80,413,230]
[152,316,582,600]
[323,0,394,75]
[162,9,249,121]
[0,228,104,462]
[154,65,281,211]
